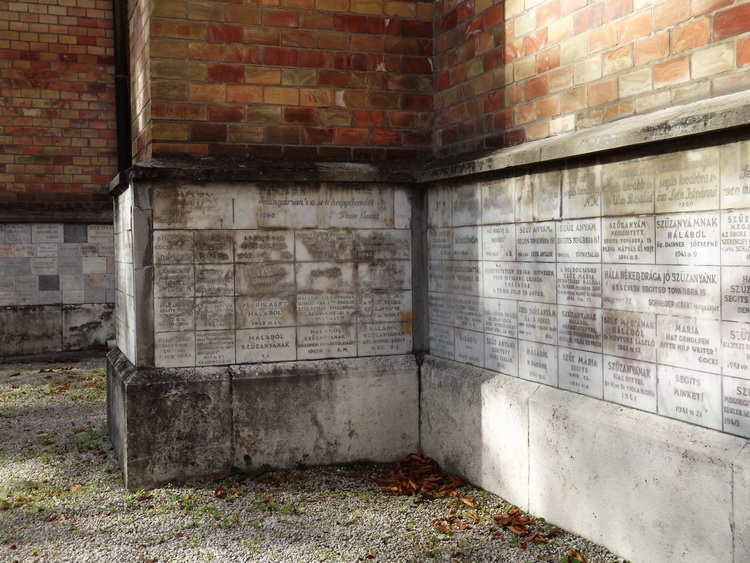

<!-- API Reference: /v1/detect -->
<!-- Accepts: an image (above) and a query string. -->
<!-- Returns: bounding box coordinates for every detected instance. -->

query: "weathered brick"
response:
[536,94,560,118]
[653,0,689,30]
[189,123,226,142]
[691,42,734,78]
[152,122,188,141]
[618,11,651,43]
[207,64,244,83]
[537,0,561,27]
[207,24,243,43]
[602,0,632,22]
[226,45,263,64]
[282,68,317,86]
[265,10,299,28]
[671,19,710,54]
[714,4,750,40]
[653,55,689,87]
[152,81,189,100]
[189,83,226,103]
[603,100,634,121]
[691,0,731,17]
[281,30,316,48]
[589,22,617,53]
[226,85,263,103]
[150,19,205,40]
[227,5,262,25]
[244,27,280,46]
[246,106,282,123]
[602,44,632,75]
[151,60,207,81]
[319,108,351,125]
[264,86,300,105]
[189,42,225,61]
[618,67,652,97]
[634,32,668,65]
[152,39,188,59]
[208,104,246,122]
[334,127,369,144]
[587,77,617,105]
[265,47,299,66]
[283,107,317,124]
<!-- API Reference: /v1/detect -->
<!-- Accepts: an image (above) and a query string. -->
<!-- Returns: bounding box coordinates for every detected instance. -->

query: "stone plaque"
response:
[519,341,558,386]
[36,244,58,258]
[428,292,454,326]
[557,264,601,308]
[243,187,324,230]
[657,366,721,430]
[601,158,655,216]
[154,298,195,332]
[195,264,234,296]
[531,171,561,221]
[0,225,4,243]
[516,222,556,262]
[429,323,455,360]
[236,295,295,329]
[297,324,357,359]
[236,263,294,295]
[655,212,720,265]
[721,211,750,266]
[556,219,601,262]
[603,356,657,412]
[722,375,750,438]
[454,295,483,332]
[452,227,482,260]
[88,224,114,244]
[14,244,35,257]
[234,231,294,263]
[0,244,10,258]
[721,141,750,209]
[82,256,107,274]
[445,261,480,295]
[455,328,484,367]
[562,164,601,219]
[394,188,412,229]
[30,257,57,276]
[60,274,84,291]
[153,186,234,229]
[297,293,357,325]
[558,305,602,353]
[722,322,750,379]
[155,331,195,368]
[356,230,411,260]
[153,231,194,264]
[452,183,481,226]
[296,230,355,261]
[428,185,452,228]
[484,263,556,302]
[195,231,233,263]
[358,322,412,355]
[482,225,515,261]
[32,224,64,244]
[328,187,393,229]
[428,261,453,293]
[655,148,720,214]
[195,297,235,330]
[359,291,411,323]
[559,349,603,398]
[657,316,721,374]
[196,330,235,366]
[481,177,515,224]
[483,297,517,338]
[236,327,296,363]
[154,265,194,298]
[484,334,518,376]
[6,224,31,244]
[428,229,453,261]
[722,268,750,322]
[602,216,656,264]
[297,262,355,293]
[358,261,412,291]
[603,310,657,363]
[81,244,99,257]
[518,302,557,344]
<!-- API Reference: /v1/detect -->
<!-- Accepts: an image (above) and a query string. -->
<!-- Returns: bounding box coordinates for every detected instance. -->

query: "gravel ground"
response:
[0,355,628,563]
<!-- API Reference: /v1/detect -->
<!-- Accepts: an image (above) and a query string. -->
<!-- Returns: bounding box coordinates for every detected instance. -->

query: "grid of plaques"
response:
[427,142,750,438]
[0,223,114,306]
[149,184,413,369]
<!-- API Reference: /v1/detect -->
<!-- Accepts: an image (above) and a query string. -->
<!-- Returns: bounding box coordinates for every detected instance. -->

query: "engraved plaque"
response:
[482,225,515,261]
[602,310,657,363]
[602,216,656,264]
[394,188,412,229]
[297,324,357,359]
[721,211,750,266]
[602,158,655,216]
[519,341,558,386]
[655,212,720,265]
[154,265,194,298]
[358,322,412,355]
[428,261,453,293]
[603,355,657,412]
[359,291,411,323]
[0,225,4,243]
[721,140,750,209]
[236,295,295,329]
[657,316,721,374]
[455,328,484,367]
[14,244,35,257]
[452,183,481,226]
[454,295,483,332]
[0,244,11,258]
[88,224,114,244]
[195,231,233,263]
[483,297,517,338]
[196,330,235,366]
[195,297,235,330]
[296,230,355,262]
[655,148,720,213]
[484,334,518,376]
[516,222,556,262]
[82,256,107,274]
[657,365,721,430]
[36,244,58,258]
[236,327,296,363]
[562,164,601,219]
[358,261,411,291]
[484,263,556,302]
[250,187,323,229]
[30,257,57,275]
[297,262,355,293]
[722,268,750,322]
[428,292,454,326]
[236,263,294,295]
[531,171,561,221]
[558,305,602,353]
[155,298,195,332]
[428,185,452,228]
[155,331,195,368]
[518,302,557,344]
[60,274,84,291]
[722,375,750,437]
[559,349,603,398]
[6,224,31,243]
[481,177,515,224]
[297,293,357,325]
[153,231,194,264]
[452,226,482,260]
[356,230,411,261]
[32,224,64,244]
[234,231,294,263]
[722,322,750,379]
[429,323,455,360]
[328,187,393,229]
[557,264,601,308]
[153,186,234,229]
[428,229,453,260]
[556,219,601,263]
[195,264,234,296]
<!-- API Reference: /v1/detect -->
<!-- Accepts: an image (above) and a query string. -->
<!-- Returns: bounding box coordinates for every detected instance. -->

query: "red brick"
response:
[536,95,561,118]
[227,6,262,25]
[618,11,651,43]
[603,45,632,75]
[505,38,524,62]
[318,32,351,51]
[369,91,400,109]
[483,46,505,71]
[537,0,561,27]
[560,0,587,16]
[457,1,475,23]
[334,53,368,70]
[386,37,418,55]
[225,45,262,64]
[190,123,226,142]
[265,47,299,66]
[602,0,632,23]
[589,22,617,53]
[738,36,750,68]
[437,10,458,35]
[353,110,384,127]
[150,19,206,40]
[368,17,400,35]
[634,32,668,65]
[318,146,353,160]
[189,42,226,61]
[300,50,333,68]
[303,127,334,144]
[402,20,432,37]
[244,27,279,46]
[265,126,301,145]
[574,4,602,34]
[466,16,484,39]
[352,148,386,160]
[318,70,352,87]
[209,144,247,158]
[370,129,401,146]
[283,107,317,124]
[692,0,731,17]
[207,64,244,83]
[653,55,689,87]
[300,12,333,30]
[653,0,689,30]
[404,93,433,111]
[672,19,710,54]
[208,105,245,122]
[403,131,432,147]
[335,128,369,144]
[226,85,263,103]
[281,30,316,48]
[265,10,299,28]
[352,34,385,52]
[333,14,367,33]
[525,29,548,54]
[537,46,561,72]
[387,111,417,128]
[484,4,504,29]
[526,75,549,100]
[714,4,750,40]
[403,56,432,74]
[208,24,243,43]
[587,78,617,105]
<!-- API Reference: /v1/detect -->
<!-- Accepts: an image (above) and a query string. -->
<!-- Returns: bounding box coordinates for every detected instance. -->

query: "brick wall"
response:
[434,0,750,158]
[0,0,117,210]
[131,0,434,162]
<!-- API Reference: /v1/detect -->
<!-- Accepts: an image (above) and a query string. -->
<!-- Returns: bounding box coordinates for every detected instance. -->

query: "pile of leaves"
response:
[374,453,463,500]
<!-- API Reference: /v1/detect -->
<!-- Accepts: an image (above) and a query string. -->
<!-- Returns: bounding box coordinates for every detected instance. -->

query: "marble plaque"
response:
[328,187,393,229]
[296,324,357,359]
[60,274,84,291]
[452,183,481,226]
[452,226,482,260]
[603,310,657,363]
[657,316,721,374]
[358,261,411,291]
[195,297,235,330]
[236,263,294,295]
[428,292,454,326]
[153,186,234,229]
[0,225,4,243]
[394,189,412,229]
[484,334,518,376]
[14,244,35,257]
[722,322,750,379]
[358,290,411,323]
[296,230,355,261]
[556,219,601,263]
[195,264,234,296]
[481,177,515,224]
[429,323,455,360]
[519,341,558,386]
[602,216,656,264]
[428,261,453,293]
[455,328,484,367]
[88,224,114,244]
[297,293,357,325]
[245,187,322,230]
[721,211,750,266]
[655,212,720,265]
[234,231,294,263]
[154,298,195,332]
[484,263,556,302]
[603,356,657,412]
[236,327,296,363]
[356,230,411,261]
[36,244,58,258]
[236,295,295,328]
[482,225,515,261]
[518,302,557,344]
[447,261,481,295]
[562,164,601,219]
[296,262,355,293]
[531,171,561,221]
[655,147,720,214]
[721,268,750,322]
[195,231,233,263]
[601,158,655,216]
[428,185,452,228]
[558,305,602,353]
[155,331,195,368]
[81,244,99,257]
[32,224,64,244]
[454,295,483,332]
[154,265,194,298]
[514,174,534,222]
[0,244,11,258]
[557,264,601,308]
[721,141,750,209]
[82,256,107,274]
[153,231,194,264]
[722,375,750,438]
[196,330,235,366]
[30,257,57,276]
[428,228,453,261]
[5,224,31,244]
[559,349,603,398]
[483,297,517,338]
[358,322,412,355]
[516,222,556,262]
[657,365,721,430]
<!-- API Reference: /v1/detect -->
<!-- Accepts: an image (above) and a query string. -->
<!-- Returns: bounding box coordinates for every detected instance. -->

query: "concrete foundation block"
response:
[62,303,115,351]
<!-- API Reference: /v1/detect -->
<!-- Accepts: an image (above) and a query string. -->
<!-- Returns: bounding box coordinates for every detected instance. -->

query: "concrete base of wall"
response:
[107,349,419,490]
[421,356,750,563]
